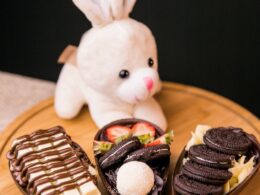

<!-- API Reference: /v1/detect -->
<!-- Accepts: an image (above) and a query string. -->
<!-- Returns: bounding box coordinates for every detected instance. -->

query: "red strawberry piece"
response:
[106,125,131,143]
[145,139,162,147]
[132,122,156,137]
[145,130,174,147]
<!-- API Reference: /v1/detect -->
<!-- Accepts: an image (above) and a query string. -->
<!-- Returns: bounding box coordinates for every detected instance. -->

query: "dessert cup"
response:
[94,118,171,195]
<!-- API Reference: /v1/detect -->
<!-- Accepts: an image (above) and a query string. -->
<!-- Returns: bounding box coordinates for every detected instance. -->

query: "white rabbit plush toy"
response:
[55,0,167,130]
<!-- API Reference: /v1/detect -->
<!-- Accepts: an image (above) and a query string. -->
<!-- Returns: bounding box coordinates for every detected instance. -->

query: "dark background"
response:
[1,0,259,117]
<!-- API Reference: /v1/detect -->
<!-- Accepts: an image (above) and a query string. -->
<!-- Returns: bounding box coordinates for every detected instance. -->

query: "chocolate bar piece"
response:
[7,126,100,195]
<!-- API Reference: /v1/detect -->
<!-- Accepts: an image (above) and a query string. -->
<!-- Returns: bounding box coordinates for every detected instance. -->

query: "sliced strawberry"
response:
[145,139,162,147]
[145,130,174,147]
[106,125,131,143]
[93,140,113,155]
[132,122,156,137]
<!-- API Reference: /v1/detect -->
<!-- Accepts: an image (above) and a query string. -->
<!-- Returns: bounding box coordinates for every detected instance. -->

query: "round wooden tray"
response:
[0,82,259,195]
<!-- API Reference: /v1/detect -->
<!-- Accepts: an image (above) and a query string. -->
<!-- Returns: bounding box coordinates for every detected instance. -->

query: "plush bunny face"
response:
[77,19,161,104]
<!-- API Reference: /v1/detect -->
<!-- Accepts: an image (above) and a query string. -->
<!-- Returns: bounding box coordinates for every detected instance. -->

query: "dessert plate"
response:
[172,131,260,195]
[0,82,259,194]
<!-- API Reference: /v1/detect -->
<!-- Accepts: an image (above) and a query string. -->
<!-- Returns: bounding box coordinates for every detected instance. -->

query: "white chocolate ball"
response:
[117,161,154,195]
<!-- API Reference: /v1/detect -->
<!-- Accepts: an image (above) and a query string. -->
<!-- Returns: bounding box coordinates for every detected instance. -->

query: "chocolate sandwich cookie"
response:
[124,144,170,163]
[188,144,234,169]
[182,160,232,185]
[204,127,252,156]
[174,174,223,195]
[99,137,141,169]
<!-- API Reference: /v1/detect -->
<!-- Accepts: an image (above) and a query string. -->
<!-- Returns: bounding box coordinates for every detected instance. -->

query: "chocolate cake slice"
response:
[7,126,100,195]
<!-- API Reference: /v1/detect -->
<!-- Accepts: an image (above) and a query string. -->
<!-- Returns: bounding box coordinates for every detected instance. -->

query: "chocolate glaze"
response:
[8,126,66,159]
[30,169,92,195]
[26,160,84,189]
[21,156,80,182]
[7,126,97,195]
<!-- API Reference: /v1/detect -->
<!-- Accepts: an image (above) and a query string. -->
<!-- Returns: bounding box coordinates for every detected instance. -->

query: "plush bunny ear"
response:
[110,0,137,19]
[72,0,112,26]
[123,0,137,18]
[73,0,137,26]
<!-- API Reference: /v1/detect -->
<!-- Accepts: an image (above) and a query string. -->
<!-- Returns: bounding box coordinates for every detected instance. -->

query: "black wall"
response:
[1,0,259,116]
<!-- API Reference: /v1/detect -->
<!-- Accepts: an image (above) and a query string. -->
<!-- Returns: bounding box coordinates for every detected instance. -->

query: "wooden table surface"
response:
[0,82,259,194]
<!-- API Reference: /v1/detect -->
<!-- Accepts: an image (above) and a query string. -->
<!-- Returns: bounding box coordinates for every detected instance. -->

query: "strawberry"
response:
[106,125,132,143]
[132,122,156,137]
[93,140,113,155]
[145,130,174,147]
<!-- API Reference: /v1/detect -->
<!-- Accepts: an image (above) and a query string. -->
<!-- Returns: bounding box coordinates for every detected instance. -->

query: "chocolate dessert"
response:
[173,125,260,195]
[188,144,234,169]
[203,127,253,155]
[99,137,141,169]
[174,174,224,195]
[182,160,232,185]
[93,119,173,195]
[7,126,100,195]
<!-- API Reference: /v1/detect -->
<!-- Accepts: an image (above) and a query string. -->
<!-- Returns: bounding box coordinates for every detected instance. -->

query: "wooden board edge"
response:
[0,98,54,153]
[162,82,260,133]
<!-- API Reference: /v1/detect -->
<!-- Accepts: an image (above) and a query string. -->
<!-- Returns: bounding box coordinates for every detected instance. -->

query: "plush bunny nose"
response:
[144,77,154,92]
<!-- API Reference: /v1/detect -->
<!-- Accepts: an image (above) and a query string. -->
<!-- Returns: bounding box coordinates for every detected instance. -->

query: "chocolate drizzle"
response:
[7,126,97,195]
[8,126,66,158]
[30,168,92,195]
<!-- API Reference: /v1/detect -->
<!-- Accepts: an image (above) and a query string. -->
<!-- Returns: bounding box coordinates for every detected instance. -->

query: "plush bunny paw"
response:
[134,97,167,130]
[55,65,85,119]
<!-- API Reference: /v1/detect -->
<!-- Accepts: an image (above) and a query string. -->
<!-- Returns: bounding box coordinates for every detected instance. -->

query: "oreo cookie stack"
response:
[174,127,253,195]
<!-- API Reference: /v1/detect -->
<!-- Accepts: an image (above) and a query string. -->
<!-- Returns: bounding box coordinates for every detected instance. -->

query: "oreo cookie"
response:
[124,144,170,163]
[204,127,252,156]
[188,144,234,169]
[174,174,224,195]
[173,125,260,195]
[99,137,141,169]
[182,160,232,185]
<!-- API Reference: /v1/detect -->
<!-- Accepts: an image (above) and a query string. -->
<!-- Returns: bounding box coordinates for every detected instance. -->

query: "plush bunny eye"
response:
[148,58,154,67]
[119,70,130,79]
